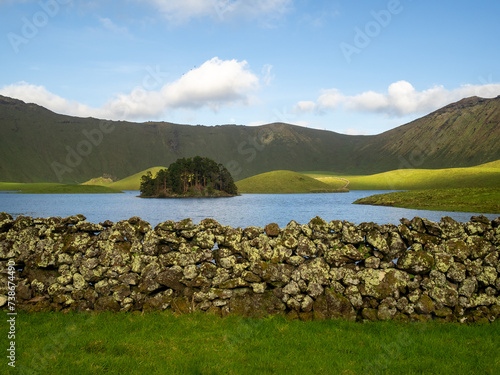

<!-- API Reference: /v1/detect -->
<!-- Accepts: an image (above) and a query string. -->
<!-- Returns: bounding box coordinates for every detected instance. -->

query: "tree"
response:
[139,157,238,197]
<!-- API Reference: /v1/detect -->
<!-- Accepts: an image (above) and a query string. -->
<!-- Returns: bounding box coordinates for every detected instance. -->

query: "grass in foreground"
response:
[236,170,348,194]
[0,182,122,194]
[354,188,500,214]
[14,311,500,375]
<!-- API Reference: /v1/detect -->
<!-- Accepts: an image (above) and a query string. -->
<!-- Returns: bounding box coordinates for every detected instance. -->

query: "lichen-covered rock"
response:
[467,236,495,259]
[298,258,330,285]
[359,268,408,299]
[397,249,434,275]
[429,284,458,307]
[477,266,498,287]
[366,230,389,254]
[415,294,435,314]
[341,223,363,244]
[434,252,454,273]
[447,263,467,283]
[229,290,285,318]
[308,216,329,234]
[313,289,356,321]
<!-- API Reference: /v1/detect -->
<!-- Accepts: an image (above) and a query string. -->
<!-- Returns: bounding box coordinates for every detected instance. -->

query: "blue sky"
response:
[1,0,499,135]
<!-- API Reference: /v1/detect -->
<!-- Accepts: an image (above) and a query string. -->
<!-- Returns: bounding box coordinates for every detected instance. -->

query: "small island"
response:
[139,156,238,198]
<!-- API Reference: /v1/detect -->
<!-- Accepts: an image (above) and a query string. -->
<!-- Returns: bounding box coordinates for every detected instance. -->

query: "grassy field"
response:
[13,311,500,375]
[81,167,167,191]
[236,170,348,194]
[304,159,500,190]
[0,182,122,194]
[354,188,500,214]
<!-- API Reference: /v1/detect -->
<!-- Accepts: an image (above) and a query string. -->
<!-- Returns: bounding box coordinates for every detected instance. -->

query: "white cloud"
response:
[0,82,97,117]
[99,17,132,37]
[296,80,500,117]
[0,57,260,121]
[294,100,316,112]
[143,0,292,23]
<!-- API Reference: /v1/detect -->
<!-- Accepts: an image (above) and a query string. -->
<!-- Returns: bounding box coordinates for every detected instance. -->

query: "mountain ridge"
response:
[1,95,499,183]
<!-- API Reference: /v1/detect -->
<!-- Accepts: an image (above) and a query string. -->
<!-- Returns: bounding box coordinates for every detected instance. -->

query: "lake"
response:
[0,191,498,229]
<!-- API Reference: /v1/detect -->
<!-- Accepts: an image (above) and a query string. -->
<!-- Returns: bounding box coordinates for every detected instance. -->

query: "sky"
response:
[1,0,500,135]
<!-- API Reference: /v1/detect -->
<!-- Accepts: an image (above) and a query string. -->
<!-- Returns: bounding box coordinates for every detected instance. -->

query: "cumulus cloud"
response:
[142,0,292,23]
[296,80,500,117]
[0,57,260,121]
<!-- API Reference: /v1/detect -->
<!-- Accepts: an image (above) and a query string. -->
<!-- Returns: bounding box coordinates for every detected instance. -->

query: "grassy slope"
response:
[106,166,166,190]
[236,170,348,194]
[0,182,122,194]
[2,95,500,183]
[305,159,500,190]
[16,312,500,375]
[354,188,500,214]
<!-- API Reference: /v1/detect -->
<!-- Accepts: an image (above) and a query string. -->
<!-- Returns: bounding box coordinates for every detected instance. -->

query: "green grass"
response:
[236,170,348,194]
[13,311,500,375]
[354,188,500,214]
[81,166,167,191]
[0,182,122,194]
[304,159,500,190]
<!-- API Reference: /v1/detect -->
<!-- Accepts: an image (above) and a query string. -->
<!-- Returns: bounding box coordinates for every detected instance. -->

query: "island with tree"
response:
[139,156,239,198]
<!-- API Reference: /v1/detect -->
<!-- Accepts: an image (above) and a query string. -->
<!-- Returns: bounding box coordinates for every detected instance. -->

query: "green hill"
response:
[81,167,167,190]
[1,95,500,183]
[236,170,348,194]
[108,166,167,191]
[307,159,500,190]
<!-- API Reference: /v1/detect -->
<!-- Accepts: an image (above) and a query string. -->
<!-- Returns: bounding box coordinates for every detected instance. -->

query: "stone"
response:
[467,236,495,259]
[306,282,324,299]
[365,256,381,269]
[95,296,120,312]
[415,294,435,314]
[230,290,286,318]
[429,285,459,307]
[447,263,467,283]
[397,250,434,275]
[264,223,280,237]
[434,252,454,273]
[445,239,470,261]
[366,230,389,253]
[313,289,356,321]
[477,266,498,287]
[156,268,185,291]
[361,308,378,321]
[341,224,364,244]
[377,303,397,321]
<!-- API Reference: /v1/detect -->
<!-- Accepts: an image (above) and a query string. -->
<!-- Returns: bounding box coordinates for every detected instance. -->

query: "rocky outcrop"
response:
[1,212,499,323]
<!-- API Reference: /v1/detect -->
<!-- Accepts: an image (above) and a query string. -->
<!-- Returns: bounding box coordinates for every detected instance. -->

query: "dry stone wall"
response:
[1,212,499,323]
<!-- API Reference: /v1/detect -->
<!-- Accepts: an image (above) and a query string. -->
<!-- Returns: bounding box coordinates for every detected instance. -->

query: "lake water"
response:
[0,191,498,229]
